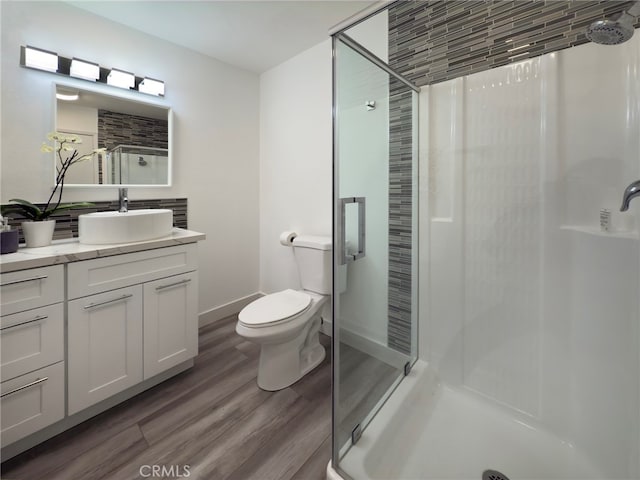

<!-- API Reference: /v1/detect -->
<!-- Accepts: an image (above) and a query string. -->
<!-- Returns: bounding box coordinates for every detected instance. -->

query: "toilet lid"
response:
[239,289,311,327]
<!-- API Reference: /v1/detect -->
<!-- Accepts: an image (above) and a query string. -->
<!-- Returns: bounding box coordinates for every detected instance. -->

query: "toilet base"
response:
[257,317,326,391]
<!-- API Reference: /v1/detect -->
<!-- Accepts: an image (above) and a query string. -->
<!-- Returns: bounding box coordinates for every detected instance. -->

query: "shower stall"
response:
[105,145,168,185]
[330,2,640,479]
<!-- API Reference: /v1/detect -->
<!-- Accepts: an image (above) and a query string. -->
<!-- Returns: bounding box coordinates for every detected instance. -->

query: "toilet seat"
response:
[239,289,311,328]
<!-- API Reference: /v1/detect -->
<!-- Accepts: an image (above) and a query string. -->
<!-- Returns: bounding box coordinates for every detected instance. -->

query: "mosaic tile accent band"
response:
[388,0,640,87]
[388,80,415,355]
[4,198,187,244]
[98,109,168,151]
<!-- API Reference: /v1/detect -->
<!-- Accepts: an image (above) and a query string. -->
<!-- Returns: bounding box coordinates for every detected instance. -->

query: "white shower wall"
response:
[420,37,640,477]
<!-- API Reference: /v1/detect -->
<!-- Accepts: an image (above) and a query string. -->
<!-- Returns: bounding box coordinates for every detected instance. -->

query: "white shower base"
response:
[328,360,602,480]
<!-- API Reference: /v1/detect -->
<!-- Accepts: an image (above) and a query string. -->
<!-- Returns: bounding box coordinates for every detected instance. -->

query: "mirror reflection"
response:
[55,84,171,186]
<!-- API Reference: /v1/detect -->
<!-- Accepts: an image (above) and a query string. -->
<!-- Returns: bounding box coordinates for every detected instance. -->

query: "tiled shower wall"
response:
[5,198,187,243]
[388,0,640,87]
[387,80,415,355]
[98,109,168,150]
[385,0,639,354]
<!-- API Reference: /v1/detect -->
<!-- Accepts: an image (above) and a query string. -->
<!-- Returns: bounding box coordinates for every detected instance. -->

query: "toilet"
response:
[236,234,340,391]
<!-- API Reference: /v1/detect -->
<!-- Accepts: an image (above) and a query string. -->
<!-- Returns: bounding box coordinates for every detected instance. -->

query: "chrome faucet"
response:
[118,188,128,213]
[620,180,640,211]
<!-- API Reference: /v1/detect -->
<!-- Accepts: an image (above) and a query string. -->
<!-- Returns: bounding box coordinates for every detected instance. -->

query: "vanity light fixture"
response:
[70,58,100,81]
[20,45,166,97]
[138,77,165,97]
[107,68,135,89]
[23,46,58,72]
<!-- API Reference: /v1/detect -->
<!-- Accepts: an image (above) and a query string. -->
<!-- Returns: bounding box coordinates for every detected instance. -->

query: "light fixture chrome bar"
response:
[335,33,419,93]
[19,45,165,97]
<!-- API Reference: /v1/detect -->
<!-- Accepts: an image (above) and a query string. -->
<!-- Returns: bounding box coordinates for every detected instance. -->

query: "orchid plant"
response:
[1,132,106,221]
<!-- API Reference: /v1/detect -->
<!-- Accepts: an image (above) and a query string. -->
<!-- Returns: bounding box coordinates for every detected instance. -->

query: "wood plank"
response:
[291,434,332,480]
[139,354,258,445]
[107,379,281,480]
[227,395,331,480]
[190,391,309,479]
[46,424,148,480]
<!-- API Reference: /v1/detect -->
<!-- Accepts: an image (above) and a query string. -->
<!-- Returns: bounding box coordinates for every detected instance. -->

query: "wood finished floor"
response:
[2,314,401,480]
[1,315,332,480]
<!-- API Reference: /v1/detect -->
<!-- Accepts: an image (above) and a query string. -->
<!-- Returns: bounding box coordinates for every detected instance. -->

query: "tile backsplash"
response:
[5,198,187,244]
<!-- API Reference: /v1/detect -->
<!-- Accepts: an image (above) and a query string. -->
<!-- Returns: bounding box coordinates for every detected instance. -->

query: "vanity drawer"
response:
[67,244,197,299]
[1,362,65,447]
[0,265,64,316]
[1,303,64,382]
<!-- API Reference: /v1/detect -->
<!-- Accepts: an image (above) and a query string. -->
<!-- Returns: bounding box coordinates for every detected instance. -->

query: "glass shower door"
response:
[332,33,419,471]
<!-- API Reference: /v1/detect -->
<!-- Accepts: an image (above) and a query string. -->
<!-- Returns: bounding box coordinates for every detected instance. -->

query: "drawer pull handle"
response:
[0,275,48,287]
[1,315,48,331]
[155,278,191,291]
[1,377,48,398]
[84,294,133,310]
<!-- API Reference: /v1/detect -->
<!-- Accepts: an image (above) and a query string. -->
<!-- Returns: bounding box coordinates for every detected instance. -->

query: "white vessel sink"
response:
[78,209,173,245]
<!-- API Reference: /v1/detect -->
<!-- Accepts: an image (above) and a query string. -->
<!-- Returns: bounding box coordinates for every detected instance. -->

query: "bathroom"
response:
[1,1,639,479]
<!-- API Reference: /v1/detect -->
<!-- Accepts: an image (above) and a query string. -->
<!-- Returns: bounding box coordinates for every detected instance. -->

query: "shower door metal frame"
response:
[331,31,420,477]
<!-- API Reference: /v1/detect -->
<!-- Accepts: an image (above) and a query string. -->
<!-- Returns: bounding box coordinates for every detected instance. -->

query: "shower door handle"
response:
[339,197,366,265]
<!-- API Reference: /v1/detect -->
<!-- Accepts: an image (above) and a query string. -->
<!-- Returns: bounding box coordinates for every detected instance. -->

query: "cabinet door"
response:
[1,362,65,447]
[68,285,143,415]
[0,265,64,316]
[143,272,198,379]
[1,303,64,382]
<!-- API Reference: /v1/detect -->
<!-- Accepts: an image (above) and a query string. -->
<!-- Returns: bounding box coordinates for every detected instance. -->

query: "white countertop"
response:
[0,228,206,273]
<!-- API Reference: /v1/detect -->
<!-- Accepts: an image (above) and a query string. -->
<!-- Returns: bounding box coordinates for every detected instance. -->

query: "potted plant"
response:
[1,132,106,247]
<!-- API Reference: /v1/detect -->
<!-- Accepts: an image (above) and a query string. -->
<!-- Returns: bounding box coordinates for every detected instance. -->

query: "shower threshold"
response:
[328,361,602,480]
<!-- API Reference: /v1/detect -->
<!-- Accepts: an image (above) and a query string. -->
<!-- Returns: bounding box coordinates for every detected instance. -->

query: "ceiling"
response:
[67,1,378,73]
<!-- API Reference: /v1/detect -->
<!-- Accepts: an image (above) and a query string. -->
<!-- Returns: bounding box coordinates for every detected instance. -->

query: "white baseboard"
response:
[339,326,409,370]
[320,318,332,336]
[198,292,263,327]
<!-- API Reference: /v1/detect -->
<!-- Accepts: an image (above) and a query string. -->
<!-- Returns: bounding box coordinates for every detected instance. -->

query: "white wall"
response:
[258,40,333,294]
[421,37,640,477]
[55,104,99,184]
[343,9,388,62]
[1,1,260,315]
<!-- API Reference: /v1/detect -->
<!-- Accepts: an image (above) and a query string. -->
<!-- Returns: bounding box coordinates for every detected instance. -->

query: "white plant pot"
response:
[22,220,56,248]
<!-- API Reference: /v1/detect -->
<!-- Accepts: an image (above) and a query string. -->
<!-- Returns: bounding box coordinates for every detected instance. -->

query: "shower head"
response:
[585,17,634,45]
[585,1,640,45]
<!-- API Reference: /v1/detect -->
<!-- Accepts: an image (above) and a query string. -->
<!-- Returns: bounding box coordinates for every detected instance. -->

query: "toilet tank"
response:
[292,235,333,294]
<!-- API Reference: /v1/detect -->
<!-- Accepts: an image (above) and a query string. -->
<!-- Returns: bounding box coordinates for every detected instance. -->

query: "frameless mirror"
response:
[55,83,172,186]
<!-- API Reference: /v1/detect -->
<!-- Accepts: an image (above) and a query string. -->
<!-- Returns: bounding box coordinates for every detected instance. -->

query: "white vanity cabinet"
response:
[143,271,198,379]
[0,265,65,448]
[0,229,205,460]
[67,285,143,415]
[67,244,198,414]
